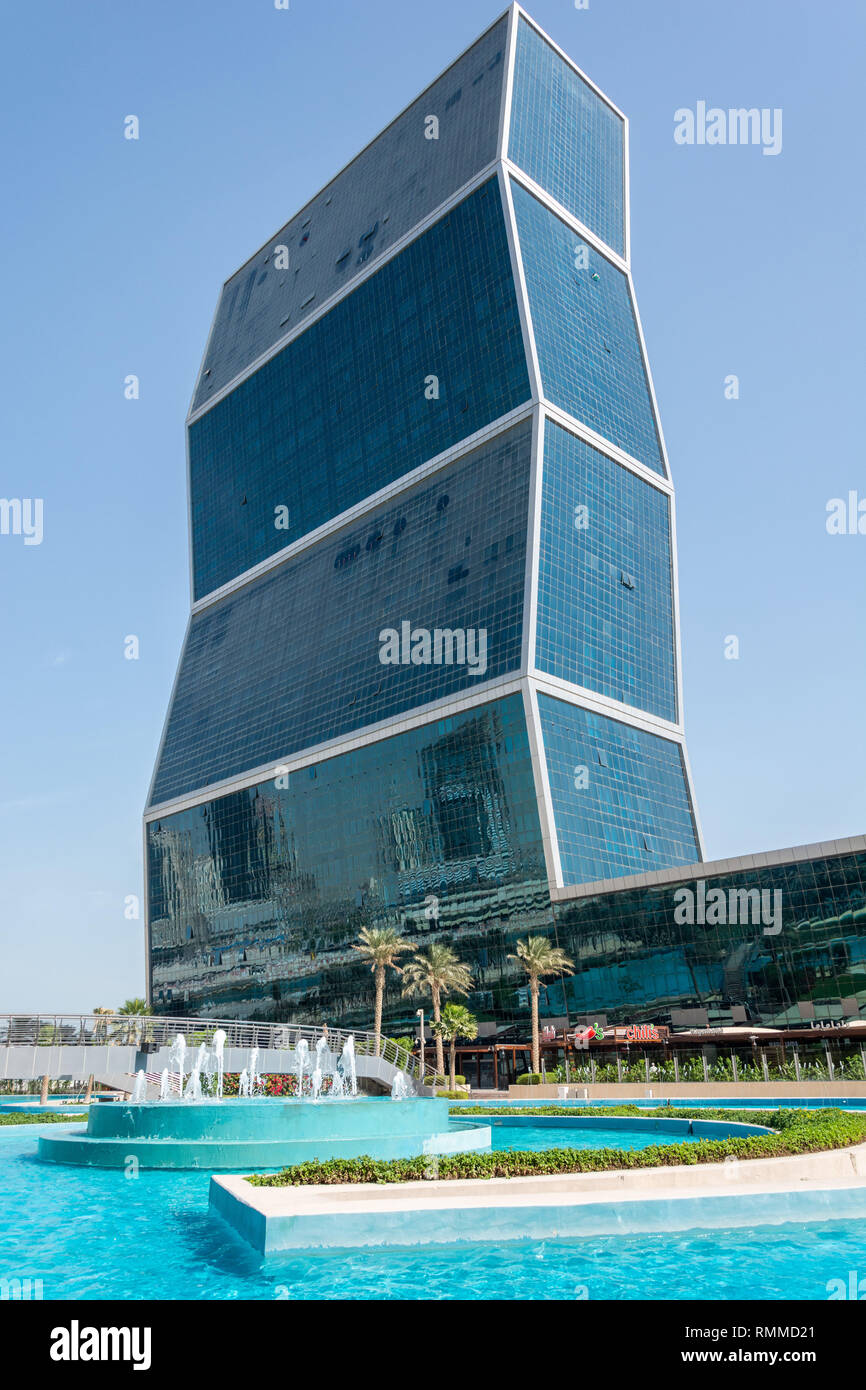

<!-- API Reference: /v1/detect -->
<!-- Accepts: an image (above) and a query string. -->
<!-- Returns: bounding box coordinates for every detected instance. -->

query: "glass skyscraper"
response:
[146,6,705,1025]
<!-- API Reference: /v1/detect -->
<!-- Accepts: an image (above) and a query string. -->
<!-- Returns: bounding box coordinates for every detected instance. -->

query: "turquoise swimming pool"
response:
[0,1099,86,1113]
[0,1124,862,1300]
[451,1096,866,1110]
[483,1113,765,1152]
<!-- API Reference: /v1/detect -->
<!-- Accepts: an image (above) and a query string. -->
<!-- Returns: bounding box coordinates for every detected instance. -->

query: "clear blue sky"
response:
[1,0,863,1013]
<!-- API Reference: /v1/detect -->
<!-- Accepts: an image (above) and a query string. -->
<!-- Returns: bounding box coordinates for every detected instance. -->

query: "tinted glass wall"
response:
[148,695,552,1024]
[192,15,508,410]
[538,692,700,884]
[151,422,532,806]
[189,178,530,598]
[512,179,664,476]
[535,420,677,721]
[548,850,866,1029]
[509,15,625,256]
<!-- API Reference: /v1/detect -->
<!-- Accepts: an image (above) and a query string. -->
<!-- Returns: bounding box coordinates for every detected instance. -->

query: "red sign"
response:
[624,1024,660,1042]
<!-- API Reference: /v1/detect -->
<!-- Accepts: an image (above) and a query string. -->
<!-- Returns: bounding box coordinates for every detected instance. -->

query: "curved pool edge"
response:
[451,1094,866,1110]
[473,1114,773,1139]
[209,1139,866,1254]
[35,1098,491,1170]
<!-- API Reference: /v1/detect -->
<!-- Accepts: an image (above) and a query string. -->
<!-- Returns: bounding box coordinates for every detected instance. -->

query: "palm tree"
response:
[509,936,574,1074]
[432,1003,478,1090]
[400,944,473,1077]
[114,998,148,1045]
[92,1007,113,1044]
[117,998,148,1015]
[352,926,410,1050]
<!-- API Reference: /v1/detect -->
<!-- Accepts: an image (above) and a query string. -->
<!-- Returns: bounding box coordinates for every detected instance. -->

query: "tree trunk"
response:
[531,977,540,1074]
[374,966,384,1052]
[449,1038,457,1090]
[432,986,444,1076]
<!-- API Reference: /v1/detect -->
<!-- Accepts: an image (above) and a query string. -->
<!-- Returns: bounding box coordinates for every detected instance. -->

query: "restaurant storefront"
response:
[450,1023,866,1089]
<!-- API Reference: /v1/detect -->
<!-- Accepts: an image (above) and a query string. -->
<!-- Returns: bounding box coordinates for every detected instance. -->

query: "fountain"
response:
[212,1029,227,1099]
[183,1061,203,1101]
[202,1047,216,1095]
[37,1026,492,1170]
[247,1047,262,1096]
[182,1043,207,1100]
[340,1035,357,1097]
[315,1033,331,1079]
[294,1038,309,1098]
[169,1034,186,1096]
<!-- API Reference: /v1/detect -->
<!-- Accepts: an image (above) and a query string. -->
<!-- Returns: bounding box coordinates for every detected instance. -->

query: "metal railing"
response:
[0,1014,438,1087]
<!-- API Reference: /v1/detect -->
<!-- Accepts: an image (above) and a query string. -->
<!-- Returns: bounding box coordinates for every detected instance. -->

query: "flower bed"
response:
[222,1073,335,1098]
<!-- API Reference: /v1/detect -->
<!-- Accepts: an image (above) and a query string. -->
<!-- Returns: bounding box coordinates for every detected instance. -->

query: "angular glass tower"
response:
[145,5,703,1023]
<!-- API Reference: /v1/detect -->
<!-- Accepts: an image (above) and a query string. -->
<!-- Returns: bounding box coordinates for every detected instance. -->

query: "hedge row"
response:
[0,1111,87,1126]
[248,1106,866,1187]
[457,1104,781,1123]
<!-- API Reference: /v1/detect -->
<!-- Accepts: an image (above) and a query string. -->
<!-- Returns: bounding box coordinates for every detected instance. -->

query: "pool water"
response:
[2,1122,862,1301]
[0,1099,86,1113]
[487,1122,702,1153]
[452,1096,866,1111]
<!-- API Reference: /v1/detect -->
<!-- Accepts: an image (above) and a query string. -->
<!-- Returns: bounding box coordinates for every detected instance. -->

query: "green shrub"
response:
[594,1063,618,1082]
[427,1074,447,1087]
[249,1108,866,1187]
[0,1111,87,1126]
[516,1073,545,1086]
[434,1090,465,1100]
[453,1075,467,1086]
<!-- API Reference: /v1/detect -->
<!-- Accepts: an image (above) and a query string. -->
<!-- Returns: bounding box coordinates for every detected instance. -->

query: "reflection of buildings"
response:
[546,836,866,1031]
[148,704,553,1022]
[144,7,865,1034]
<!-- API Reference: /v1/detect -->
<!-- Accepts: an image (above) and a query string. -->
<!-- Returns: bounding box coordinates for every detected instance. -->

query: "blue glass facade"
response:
[511,179,665,476]
[537,693,699,885]
[549,848,866,1030]
[535,420,678,722]
[192,14,508,411]
[150,422,531,807]
[148,696,552,1022]
[189,178,530,599]
[509,16,625,256]
[147,10,748,1035]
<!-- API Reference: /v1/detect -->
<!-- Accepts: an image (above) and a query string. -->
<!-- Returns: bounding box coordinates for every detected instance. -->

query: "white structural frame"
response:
[144,0,705,1008]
